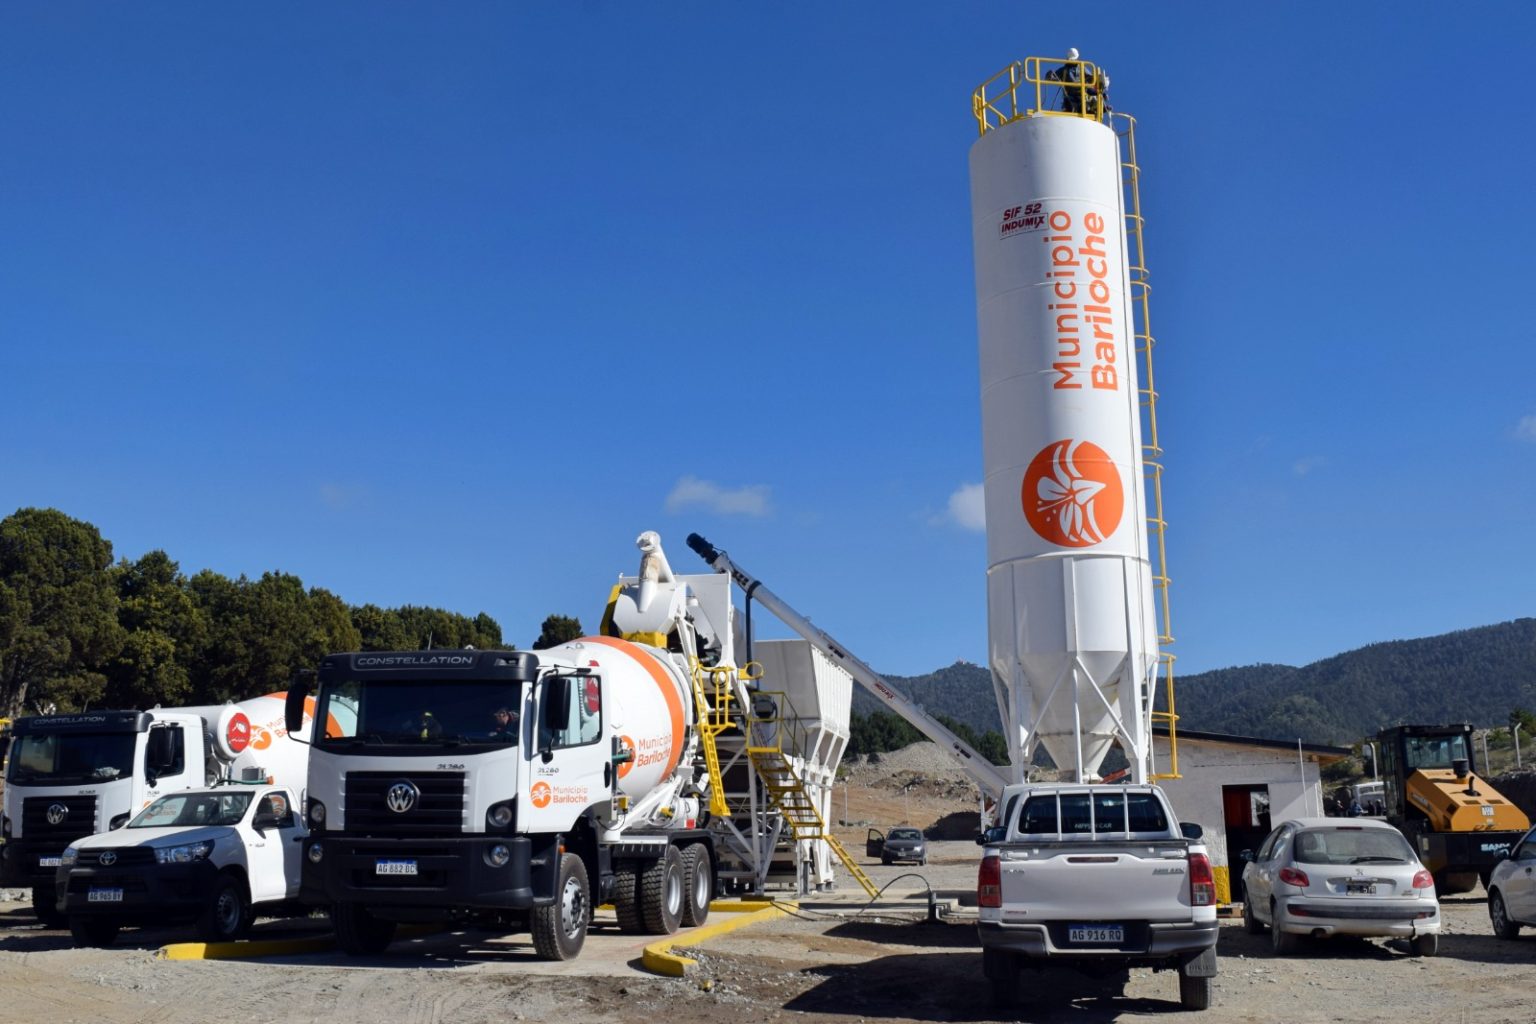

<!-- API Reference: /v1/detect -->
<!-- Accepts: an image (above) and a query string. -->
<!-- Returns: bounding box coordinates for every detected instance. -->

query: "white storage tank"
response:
[968,64,1158,782]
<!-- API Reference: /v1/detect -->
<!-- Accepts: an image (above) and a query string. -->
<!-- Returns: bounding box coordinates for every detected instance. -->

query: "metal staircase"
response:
[746,743,879,898]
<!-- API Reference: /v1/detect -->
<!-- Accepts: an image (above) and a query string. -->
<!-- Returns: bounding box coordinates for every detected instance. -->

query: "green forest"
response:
[0,508,584,718]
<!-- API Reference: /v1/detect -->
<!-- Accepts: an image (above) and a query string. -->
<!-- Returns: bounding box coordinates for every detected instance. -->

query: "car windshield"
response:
[1292,827,1415,865]
[6,732,136,784]
[889,828,923,841]
[315,678,524,750]
[129,791,253,829]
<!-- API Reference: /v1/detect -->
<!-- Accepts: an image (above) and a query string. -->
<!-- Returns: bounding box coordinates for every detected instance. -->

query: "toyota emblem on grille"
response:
[99,851,117,866]
[385,781,420,814]
[46,803,69,826]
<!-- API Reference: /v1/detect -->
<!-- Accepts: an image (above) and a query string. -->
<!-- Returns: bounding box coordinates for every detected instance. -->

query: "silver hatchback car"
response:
[1240,817,1440,956]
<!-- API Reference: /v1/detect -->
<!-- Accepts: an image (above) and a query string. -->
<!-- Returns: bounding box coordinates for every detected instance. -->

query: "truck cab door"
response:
[523,673,610,833]
[143,725,193,798]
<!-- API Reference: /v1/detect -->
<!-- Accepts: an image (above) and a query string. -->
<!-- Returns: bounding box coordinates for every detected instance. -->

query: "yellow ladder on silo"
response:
[1115,111,1181,780]
[747,746,879,899]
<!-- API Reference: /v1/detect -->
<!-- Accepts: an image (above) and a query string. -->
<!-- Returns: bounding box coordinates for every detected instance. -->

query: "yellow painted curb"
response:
[641,901,792,978]
[157,934,336,960]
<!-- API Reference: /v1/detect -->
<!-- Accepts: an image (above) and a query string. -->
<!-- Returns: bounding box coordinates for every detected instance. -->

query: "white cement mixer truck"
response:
[0,693,310,924]
[285,535,740,960]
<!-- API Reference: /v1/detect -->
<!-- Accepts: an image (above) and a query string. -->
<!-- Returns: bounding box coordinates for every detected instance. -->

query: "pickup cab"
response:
[55,785,307,947]
[976,784,1219,1011]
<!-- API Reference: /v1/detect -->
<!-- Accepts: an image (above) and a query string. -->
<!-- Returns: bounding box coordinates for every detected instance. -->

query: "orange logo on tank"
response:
[616,735,636,779]
[1021,439,1123,547]
[530,782,553,808]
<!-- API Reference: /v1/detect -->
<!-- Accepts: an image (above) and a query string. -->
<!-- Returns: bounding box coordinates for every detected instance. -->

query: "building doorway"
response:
[1222,784,1271,903]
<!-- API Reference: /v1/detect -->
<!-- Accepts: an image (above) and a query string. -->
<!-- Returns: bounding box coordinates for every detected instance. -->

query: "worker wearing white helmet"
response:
[1046,49,1085,114]
[1066,47,1080,60]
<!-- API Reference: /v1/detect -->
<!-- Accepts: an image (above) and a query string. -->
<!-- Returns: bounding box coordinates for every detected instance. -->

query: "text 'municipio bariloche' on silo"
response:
[1043,208,1118,393]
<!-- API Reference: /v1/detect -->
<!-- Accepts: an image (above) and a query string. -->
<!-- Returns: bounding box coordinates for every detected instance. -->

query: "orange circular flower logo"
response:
[530,782,553,808]
[1021,439,1123,547]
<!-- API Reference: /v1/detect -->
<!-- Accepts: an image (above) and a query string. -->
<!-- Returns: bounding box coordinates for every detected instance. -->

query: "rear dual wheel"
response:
[680,845,712,928]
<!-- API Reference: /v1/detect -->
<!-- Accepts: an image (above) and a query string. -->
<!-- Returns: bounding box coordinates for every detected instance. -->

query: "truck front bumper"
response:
[1,839,70,888]
[57,861,220,922]
[301,834,559,912]
[978,919,1220,968]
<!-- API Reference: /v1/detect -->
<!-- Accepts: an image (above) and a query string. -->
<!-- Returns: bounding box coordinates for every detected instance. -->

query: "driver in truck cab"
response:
[488,706,518,742]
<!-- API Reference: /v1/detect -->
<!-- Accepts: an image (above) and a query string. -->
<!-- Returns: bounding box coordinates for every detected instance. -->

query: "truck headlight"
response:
[486,802,514,829]
[307,842,324,865]
[307,798,326,829]
[61,846,79,867]
[155,840,214,865]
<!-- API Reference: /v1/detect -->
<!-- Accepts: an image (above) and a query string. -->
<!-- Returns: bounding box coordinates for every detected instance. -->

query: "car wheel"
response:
[1489,890,1522,940]
[1243,894,1264,935]
[196,874,252,943]
[1177,964,1213,1011]
[1269,906,1298,954]
[30,884,65,929]
[68,915,120,948]
[919,856,927,867]
[982,948,1017,1008]
[881,856,892,866]
[1410,932,1438,957]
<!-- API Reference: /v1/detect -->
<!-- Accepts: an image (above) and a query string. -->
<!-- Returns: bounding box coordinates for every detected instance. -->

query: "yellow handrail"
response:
[973,56,1108,135]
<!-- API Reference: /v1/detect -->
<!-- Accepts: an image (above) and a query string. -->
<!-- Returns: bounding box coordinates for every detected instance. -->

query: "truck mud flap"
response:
[1181,946,1217,978]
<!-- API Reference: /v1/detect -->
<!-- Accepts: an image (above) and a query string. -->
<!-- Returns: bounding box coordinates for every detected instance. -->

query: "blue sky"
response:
[4,4,1533,678]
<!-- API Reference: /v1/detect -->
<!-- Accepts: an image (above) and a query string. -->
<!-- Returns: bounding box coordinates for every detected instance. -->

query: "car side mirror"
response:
[976,825,1007,846]
[1180,822,1204,841]
[1240,849,1255,863]
[252,811,279,833]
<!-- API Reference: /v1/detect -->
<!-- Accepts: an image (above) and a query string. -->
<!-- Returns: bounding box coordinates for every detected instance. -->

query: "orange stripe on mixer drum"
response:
[581,635,685,778]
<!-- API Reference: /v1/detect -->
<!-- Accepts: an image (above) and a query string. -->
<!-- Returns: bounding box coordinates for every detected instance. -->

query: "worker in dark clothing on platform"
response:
[1045,48,1083,113]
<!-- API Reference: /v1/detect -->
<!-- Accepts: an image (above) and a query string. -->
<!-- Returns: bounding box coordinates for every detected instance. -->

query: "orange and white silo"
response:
[968,82,1157,782]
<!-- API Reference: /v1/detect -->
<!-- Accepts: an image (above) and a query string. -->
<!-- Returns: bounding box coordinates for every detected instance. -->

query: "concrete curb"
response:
[156,934,336,961]
[641,900,791,977]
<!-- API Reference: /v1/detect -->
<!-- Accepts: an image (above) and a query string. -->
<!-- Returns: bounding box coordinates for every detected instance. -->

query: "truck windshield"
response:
[5,733,136,784]
[1404,734,1469,770]
[130,791,253,828]
[315,678,524,751]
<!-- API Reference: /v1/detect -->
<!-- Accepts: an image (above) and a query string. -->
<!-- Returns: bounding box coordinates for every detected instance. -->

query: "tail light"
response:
[1188,853,1215,907]
[1278,866,1310,887]
[1411,869,1434,889]
[978,855,1002,909]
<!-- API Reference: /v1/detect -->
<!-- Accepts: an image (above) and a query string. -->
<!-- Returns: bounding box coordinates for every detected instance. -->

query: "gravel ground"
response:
[2,745,1532,1024]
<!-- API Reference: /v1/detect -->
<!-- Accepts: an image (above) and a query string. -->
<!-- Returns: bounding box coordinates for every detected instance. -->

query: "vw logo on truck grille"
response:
[46,803,69,825]
[385,781,420,814]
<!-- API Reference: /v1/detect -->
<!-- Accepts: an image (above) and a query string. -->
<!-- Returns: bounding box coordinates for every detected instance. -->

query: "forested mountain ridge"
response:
[862,618,1536,746]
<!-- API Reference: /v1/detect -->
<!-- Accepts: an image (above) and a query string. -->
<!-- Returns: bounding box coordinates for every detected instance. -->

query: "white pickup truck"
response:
[54,785,307,947]
[976,784,1220,1011]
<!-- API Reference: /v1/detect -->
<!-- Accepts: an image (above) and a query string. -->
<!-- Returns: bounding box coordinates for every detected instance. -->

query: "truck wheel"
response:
[680,845,712,928]
[1269,908,1298,955]
[1178,966,1213,1011]
[1242,894,1264,935]
[981,948,1017,1008]
[196,875,252,943]
[68,916,120,948]
[333,902,398,956]
[640,845,684,935]
[612,865,644,934]
[1410,932,1438,957]
[532,852,589,961]
[1490,890,1522,940]
[31,884,65,928]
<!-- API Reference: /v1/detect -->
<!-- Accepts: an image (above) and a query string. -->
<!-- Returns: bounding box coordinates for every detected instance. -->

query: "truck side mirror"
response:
[976,825,1007,846]
[1180,822,1204,841]
[252,811,279,833]
[539,675,571,760]
[285,676,312,736]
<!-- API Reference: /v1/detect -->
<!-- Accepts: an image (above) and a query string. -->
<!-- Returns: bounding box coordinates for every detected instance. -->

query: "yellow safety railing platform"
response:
[973,56,1109,135]
[689,659,751,817]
